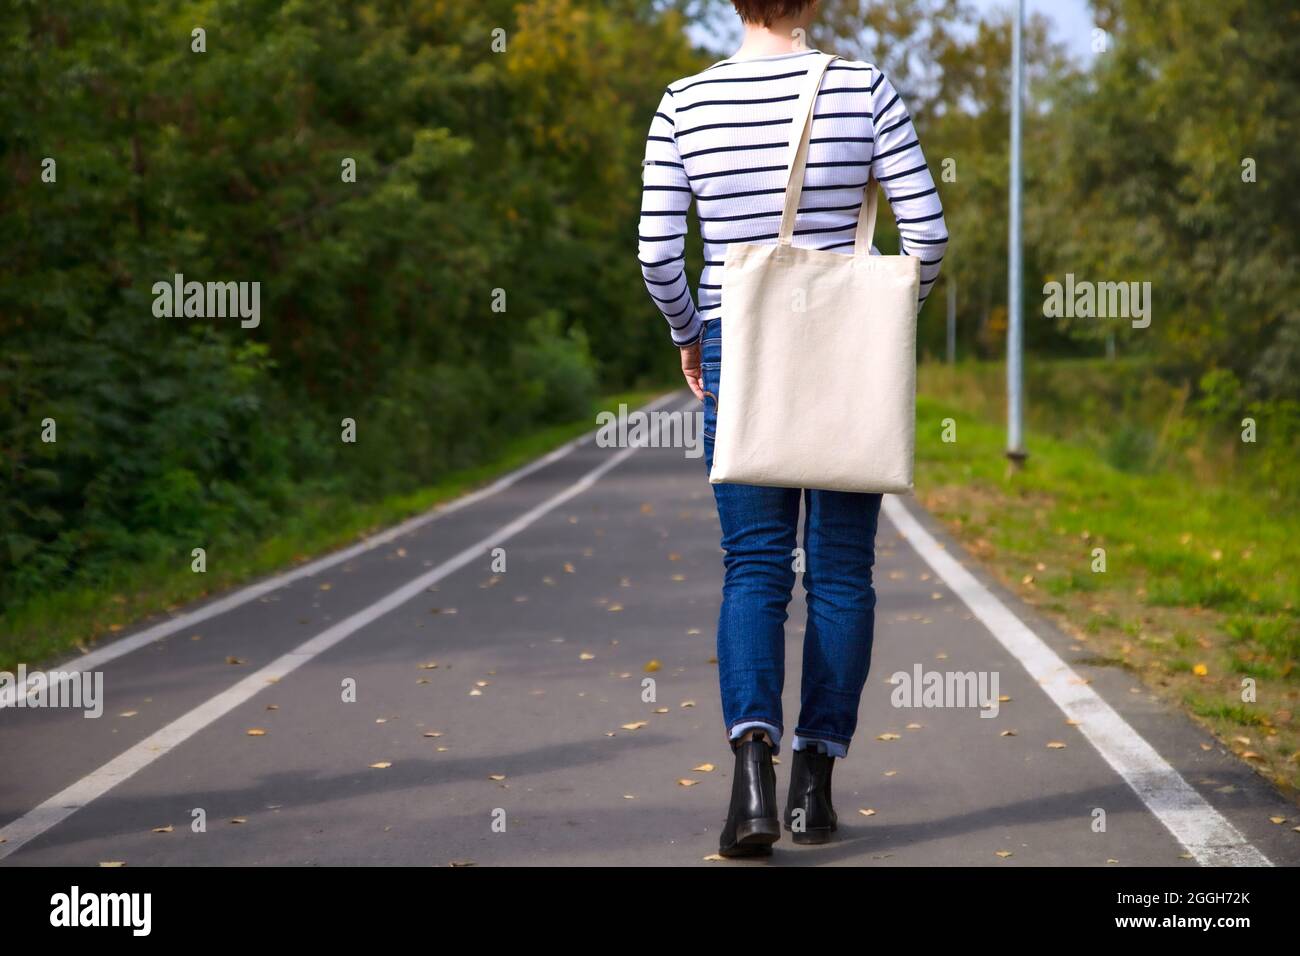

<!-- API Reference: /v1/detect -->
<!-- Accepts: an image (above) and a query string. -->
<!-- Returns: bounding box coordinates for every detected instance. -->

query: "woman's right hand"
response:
[680,341,704,400]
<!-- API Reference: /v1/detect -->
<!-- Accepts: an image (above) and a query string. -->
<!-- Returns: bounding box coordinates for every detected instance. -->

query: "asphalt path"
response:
[1,392,1294,866]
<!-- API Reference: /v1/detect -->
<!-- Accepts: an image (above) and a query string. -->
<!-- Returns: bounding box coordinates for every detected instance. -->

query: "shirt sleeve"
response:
[869,70,948,310]
[637,89,704,347]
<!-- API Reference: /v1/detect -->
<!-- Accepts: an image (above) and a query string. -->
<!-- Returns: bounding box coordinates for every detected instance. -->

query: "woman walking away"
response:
[637,0,947,856]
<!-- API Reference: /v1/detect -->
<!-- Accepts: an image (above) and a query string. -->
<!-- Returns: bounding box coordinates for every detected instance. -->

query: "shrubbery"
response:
[0,0,702,619]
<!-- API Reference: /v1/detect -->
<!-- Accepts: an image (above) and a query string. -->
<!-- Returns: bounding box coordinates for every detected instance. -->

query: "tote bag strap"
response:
[776,52,838,247]
[853,174,879,255]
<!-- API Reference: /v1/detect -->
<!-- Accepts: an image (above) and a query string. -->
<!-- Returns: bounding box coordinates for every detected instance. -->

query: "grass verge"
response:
[915,364,1299,800]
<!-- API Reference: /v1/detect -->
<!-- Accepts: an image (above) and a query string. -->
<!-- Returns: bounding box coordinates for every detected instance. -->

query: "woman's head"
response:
[731,1,819,28]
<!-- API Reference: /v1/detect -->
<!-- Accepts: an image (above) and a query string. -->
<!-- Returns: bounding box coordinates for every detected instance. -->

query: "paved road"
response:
[1,393,1295,866]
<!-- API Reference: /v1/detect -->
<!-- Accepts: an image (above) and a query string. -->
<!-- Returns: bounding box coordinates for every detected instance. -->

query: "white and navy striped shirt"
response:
[638,48,948,346]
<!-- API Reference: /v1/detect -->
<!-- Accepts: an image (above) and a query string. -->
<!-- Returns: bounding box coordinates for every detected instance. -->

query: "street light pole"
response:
[1006,0,1027,465]
[947,275,956,365]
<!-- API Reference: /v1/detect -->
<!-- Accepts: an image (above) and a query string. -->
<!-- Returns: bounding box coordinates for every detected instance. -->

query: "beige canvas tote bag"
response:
[709,52,920,494]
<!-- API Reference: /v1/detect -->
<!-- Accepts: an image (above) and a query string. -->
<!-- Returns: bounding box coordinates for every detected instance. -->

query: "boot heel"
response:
[788,825,835,845]
[735,817,781,846]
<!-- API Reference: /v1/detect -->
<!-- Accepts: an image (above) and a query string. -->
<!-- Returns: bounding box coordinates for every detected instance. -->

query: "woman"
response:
[638,0,947,856]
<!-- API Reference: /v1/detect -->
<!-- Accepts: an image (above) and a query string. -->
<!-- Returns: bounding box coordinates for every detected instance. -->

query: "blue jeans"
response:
[700,319,883,759]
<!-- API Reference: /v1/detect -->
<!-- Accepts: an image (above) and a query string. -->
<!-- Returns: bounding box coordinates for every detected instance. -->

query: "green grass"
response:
[0,387,668,671]
[914,363,1300,796]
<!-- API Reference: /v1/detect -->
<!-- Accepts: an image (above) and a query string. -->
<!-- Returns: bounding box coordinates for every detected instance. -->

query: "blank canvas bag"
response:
[709,52,920,494]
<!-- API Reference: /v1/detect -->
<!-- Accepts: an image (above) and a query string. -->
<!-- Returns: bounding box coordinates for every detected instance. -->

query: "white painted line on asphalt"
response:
[881,495,1271,867]
[0,411,684,861]
[0,392,680,710]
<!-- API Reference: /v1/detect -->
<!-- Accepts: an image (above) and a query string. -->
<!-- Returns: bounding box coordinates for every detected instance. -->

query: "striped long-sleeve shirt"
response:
[638,48,948,347]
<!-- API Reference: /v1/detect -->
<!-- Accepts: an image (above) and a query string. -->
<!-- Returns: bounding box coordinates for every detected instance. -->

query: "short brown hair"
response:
[731,1,817,26]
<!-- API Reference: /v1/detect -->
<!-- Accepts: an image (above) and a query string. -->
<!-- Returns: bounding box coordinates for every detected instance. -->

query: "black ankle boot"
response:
[718,732,780,857]
[784,748,837,844]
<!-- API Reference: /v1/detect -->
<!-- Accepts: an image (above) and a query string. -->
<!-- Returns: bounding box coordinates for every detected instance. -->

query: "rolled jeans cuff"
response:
[729,720,782,756]
[792,733,849,758]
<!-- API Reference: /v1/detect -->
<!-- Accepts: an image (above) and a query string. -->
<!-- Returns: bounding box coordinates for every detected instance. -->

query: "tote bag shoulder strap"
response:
[777,52,837,247]
[777,52,880,256]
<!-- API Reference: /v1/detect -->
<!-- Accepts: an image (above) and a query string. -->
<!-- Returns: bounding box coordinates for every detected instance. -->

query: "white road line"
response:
[881,495,1271,867]
[0,409,690,861]
[0,392,679,709]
